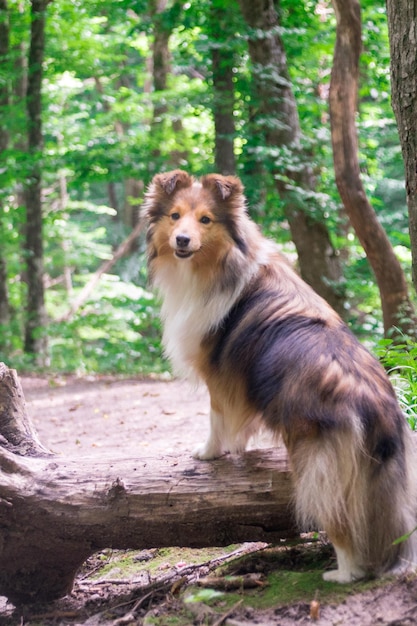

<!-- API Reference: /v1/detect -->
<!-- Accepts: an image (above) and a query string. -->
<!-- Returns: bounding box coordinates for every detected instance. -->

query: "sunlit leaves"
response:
[0,0,413,371]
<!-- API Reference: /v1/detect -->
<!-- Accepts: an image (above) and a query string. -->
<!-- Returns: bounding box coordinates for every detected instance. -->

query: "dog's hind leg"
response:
[287,429,370,582]
[288,424,417,582]
[322,538,366,583]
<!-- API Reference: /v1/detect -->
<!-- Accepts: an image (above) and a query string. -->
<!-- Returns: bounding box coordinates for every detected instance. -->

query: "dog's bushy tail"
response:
[289,419,417,577]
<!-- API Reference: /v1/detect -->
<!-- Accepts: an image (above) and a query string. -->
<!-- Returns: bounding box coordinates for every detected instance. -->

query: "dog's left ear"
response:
[201,174,244,202]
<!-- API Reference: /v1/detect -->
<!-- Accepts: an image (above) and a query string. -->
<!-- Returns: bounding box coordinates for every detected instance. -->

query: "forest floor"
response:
[1,374,417,626]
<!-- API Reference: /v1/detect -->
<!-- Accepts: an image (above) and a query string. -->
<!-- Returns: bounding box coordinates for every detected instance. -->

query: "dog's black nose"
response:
[176,235,190,248]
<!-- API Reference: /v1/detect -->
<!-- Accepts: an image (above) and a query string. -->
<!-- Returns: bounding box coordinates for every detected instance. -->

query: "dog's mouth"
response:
[174,249,194,259]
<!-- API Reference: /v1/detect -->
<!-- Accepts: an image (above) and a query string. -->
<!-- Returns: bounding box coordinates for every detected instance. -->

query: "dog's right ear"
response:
[151,170,192,196]
[142,170,193,222]
[142,170,192,221]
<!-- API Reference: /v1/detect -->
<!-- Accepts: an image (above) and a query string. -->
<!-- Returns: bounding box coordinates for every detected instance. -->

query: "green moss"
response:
[212,544,385,608]
[88,545,239,580]
[246,569,381,608]
[84,543,394,626]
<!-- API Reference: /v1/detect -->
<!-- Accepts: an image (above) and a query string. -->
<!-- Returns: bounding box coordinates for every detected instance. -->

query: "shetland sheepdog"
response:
[142,169,417,582]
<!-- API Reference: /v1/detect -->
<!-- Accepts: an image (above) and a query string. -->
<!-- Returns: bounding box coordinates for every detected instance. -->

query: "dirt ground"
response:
[23,374,213,459]
[2,374,417,625]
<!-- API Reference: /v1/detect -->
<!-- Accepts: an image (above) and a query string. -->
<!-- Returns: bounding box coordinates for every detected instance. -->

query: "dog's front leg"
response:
[193,406,225,460]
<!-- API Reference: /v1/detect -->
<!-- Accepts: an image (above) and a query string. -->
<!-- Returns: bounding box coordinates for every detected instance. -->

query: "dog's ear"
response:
[201,174,248,255]
[201,174,244,202]
[142,170,193,222]
[152,170,193,196]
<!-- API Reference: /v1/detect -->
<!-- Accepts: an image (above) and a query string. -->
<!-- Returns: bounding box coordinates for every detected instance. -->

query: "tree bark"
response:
[0,0,10,335]
[238,0,346,318]
[94,75,142,230]
[150,0,187,168]
[0,254,9,332]
[124,177,143,230]
[330,0,417,337]
[23,0,50,358]
[0,362,295,605]
[210,1,236,175]
[386,0,417,295]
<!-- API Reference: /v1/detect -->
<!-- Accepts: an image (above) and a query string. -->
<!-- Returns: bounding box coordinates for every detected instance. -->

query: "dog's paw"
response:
[192,443,223,461]
[322,568,364,583]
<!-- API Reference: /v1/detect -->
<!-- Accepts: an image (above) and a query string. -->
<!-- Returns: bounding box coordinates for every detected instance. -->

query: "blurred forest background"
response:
[0,0,416,389]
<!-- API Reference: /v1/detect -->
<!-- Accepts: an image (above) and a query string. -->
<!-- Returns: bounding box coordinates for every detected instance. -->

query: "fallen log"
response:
[0,363,296,605]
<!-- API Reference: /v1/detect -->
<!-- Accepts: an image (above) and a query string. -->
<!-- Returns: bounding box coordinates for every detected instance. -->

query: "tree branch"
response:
[58,219,145,322]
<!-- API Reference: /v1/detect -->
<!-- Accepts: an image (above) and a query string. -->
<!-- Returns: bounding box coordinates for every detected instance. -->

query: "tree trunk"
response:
[238,0,346,318]
[0,254,9,333]
[386,0,417,295]
[0,362,296,605]
[23,0,49,358]
[210,1,236,175]
[94,75,142,229]
[124,177,143,229]
[0,0,10,335]
[150,0,187,168]
[330,0,417,337]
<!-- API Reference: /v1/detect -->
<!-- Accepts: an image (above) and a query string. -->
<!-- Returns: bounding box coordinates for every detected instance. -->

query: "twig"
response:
[212,599,243,626]
[27,610,83,620]
[80,577,148,586]
[78,552,114,580]
[176,542,269,581]
[198,573,266,590]
[112,592,155,625]
[58,218,145,322]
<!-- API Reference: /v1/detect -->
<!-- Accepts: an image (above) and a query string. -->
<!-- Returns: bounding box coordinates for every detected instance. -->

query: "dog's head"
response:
[142,170,248,264]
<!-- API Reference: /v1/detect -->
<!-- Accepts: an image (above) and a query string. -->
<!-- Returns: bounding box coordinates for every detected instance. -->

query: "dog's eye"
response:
[200,216,211,225]
[170,212,180,221]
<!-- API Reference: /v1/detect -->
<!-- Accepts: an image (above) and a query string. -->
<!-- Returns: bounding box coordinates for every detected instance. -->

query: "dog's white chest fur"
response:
[155,260,245,378]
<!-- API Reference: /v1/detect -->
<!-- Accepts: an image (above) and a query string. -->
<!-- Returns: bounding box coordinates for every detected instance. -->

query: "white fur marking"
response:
[155,246,268,378]
[193,408,225,460]
[323,546,365,583]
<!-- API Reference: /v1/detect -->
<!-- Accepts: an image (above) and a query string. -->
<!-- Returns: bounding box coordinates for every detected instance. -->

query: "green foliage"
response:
[184,588,224,604]
[375,337,417,430]
[0,193,167,374]
[47,280,166,375]
[0,275,167,375]
[0,0,415,373]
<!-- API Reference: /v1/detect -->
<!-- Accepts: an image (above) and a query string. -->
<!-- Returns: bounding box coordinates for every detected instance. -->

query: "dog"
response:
[142,169,417,582]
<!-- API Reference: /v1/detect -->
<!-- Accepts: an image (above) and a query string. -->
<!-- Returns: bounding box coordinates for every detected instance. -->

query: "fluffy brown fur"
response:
[142,169,417,582]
